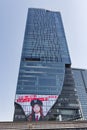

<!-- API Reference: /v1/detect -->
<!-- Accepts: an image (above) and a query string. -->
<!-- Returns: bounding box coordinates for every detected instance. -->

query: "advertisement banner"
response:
[15,94,58,121]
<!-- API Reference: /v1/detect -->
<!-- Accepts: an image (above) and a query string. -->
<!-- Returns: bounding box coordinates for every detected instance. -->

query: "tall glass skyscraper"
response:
[14,8,81,121]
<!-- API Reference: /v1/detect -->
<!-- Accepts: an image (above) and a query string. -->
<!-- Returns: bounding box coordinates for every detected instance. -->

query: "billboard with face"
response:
[15,94,58,121]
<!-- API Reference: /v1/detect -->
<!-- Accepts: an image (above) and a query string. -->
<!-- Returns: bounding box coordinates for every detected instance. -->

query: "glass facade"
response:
[72,69,87,120]
[14,8,81,121]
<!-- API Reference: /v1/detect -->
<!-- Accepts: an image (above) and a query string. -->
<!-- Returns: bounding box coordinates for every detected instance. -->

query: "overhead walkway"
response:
[0,121,87,130]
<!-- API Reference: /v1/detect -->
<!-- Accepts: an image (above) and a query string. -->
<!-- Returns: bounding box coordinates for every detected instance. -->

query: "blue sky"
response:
[0,0,87,121]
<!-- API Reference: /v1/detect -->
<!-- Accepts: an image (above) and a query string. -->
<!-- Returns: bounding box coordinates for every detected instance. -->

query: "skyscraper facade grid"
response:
[14,8,82,122]
[72,68,87,120]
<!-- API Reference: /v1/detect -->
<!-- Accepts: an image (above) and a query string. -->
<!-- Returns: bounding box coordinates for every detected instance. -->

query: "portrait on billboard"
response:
[27,99,44,121]
[15,94,58,121]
